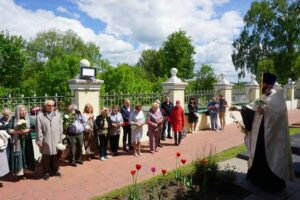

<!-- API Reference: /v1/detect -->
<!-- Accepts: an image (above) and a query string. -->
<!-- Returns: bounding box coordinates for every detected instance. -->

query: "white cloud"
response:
[76,0,244,78]
[57,6,68,13]
[0,0,137,65]
[56,6,80,19]
[0,0,246,81]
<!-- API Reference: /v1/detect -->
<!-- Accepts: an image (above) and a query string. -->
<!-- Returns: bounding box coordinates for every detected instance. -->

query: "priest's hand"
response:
[257,106,264,115]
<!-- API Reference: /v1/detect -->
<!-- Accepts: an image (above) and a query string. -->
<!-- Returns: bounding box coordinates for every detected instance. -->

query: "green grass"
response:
[93,127,300,200]
[290,127,300,136]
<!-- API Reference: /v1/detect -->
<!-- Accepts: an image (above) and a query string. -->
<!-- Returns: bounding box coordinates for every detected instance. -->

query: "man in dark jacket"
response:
[121,98,133,151]
[160,96,174,140]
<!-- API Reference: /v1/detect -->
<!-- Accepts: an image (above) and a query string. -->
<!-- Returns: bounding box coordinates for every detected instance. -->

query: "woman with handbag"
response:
[147,102,163,154]
[188,97,198,133]
[67,104,87,166]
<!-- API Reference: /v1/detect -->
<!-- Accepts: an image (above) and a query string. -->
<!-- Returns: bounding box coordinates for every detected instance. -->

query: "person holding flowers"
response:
[230,72,294,192]
[67,104,87,166]
[6,105,35,179]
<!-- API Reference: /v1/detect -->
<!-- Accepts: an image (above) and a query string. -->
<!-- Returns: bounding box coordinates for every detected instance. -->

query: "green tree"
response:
[0,31,26,89]
[22,29,102,95]
[232,0,300,84]
[102,64,154,94]
[160,30,196,79]
[187,64,217,91]
[137,49,162,81]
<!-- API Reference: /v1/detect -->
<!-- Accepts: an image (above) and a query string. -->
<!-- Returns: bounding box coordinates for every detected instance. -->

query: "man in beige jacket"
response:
[36,100,63,180]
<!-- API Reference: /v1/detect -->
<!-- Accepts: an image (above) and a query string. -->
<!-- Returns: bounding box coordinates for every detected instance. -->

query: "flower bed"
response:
[95,147,250,200]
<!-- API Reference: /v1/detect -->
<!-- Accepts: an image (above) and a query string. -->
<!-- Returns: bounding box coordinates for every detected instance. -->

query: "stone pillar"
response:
[213,73,233,105]
[294,78,300,99]
[67,59,103,115]
[68,79,103,115]
[286,85,295,100]
[161,68,188,106]
[284,78,295,100]
[245,74,260,103]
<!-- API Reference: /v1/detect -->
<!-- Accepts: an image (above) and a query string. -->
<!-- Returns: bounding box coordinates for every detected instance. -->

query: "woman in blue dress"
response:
[6,105,35,179]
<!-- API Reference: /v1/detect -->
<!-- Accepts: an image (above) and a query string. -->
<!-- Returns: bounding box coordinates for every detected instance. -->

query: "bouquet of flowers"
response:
[17,119,27,140]
[63,113,75,133]
[254,99,267,107]
[17,119,27,130]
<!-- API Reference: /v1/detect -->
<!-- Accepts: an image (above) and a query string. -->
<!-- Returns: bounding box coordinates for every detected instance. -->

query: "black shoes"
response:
[43,173,50,181]
[70,162,77,167]
[51,171,62,177]
[76,160,83,165]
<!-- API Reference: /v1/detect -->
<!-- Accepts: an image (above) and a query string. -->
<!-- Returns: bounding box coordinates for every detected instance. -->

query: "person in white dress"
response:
[129,104,145,157]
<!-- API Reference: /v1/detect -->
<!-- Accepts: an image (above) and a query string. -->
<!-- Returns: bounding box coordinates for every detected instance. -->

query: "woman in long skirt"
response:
[6,105,35,179]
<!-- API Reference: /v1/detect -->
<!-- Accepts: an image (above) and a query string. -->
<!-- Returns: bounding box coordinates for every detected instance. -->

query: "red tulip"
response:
[151,167,156,173]
[131,170,136,175]
[161,169,167,176]
[181,159,187,164]
[200,159,208,165]
[176,152,181,157]
[136,164,142,170]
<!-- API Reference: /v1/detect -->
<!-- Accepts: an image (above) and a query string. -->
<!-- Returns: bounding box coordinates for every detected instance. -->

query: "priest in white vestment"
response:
[240,73,294,192]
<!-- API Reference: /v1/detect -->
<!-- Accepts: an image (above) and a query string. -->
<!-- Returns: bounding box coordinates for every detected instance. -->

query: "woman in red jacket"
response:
[171,100,185,146]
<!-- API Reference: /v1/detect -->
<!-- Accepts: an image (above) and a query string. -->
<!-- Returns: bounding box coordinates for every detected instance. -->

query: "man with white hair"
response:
[36,100,63,180]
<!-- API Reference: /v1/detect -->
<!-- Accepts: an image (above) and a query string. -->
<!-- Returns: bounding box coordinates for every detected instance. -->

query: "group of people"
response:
[0,72,296,193]
[207,94,228,131]
[0,96,187,182]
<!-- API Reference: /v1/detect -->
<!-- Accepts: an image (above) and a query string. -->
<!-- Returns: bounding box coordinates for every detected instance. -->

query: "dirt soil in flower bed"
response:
[109,180,250,200]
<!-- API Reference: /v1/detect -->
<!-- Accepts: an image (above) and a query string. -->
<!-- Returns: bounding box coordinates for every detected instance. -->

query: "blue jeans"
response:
[161,119,171,139]
[209,112,218,130]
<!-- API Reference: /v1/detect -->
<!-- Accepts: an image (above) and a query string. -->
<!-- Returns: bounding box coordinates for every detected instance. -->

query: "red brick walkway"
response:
[1,109,299,200]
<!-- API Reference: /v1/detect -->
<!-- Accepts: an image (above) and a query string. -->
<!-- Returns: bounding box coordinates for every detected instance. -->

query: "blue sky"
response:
[1,0,254,82]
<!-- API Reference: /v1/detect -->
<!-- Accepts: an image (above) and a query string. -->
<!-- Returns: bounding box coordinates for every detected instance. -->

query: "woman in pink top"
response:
[147,103,163,153]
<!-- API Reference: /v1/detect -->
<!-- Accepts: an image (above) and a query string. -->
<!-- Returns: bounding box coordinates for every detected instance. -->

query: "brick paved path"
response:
[1,109,299,200]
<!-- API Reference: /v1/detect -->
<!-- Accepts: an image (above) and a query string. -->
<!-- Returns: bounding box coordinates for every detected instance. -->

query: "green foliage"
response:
[232,0,300,84]
[160,30,196,79]
[102,63,154,93]
[21,29,102,95]
[137,49,163,81]
[0,31,26,88]
[187,64,217,91]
